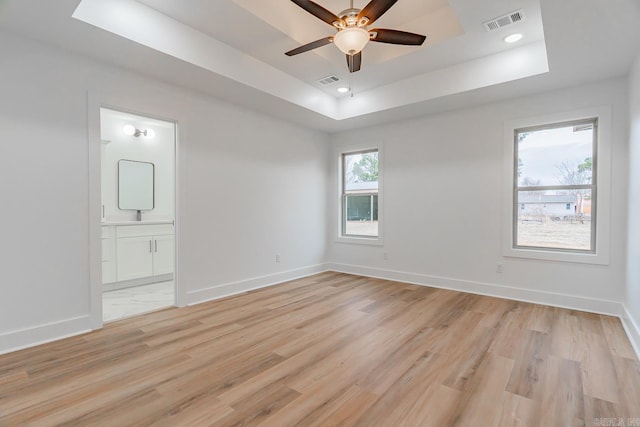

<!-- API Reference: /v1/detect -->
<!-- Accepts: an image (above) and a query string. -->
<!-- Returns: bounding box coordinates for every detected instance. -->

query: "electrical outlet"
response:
[276,253,281,263]
[383,252,389,260]
[496,262,504,273]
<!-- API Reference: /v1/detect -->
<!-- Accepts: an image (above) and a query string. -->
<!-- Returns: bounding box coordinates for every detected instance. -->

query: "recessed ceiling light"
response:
[337,87,349,94]
[504,33,523,43]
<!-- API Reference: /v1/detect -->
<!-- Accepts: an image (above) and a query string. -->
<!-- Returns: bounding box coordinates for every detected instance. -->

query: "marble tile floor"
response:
[103,281,175,322]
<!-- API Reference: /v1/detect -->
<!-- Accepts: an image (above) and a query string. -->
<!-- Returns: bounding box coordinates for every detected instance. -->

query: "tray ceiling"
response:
[72,0,548,120]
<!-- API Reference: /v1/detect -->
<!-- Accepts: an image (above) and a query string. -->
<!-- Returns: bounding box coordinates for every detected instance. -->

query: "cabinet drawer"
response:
[116,224,174,238]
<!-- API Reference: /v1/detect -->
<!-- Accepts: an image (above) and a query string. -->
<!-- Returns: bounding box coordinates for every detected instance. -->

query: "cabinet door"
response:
[116,236,154,281]
[153,235,174,276]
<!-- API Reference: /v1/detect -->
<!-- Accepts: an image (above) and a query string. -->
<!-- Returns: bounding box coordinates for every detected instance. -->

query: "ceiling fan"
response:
[285,0,427,73]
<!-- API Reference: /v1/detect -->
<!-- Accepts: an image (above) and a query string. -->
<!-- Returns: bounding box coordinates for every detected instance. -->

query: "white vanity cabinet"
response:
[101,222,174,289]
[116,224,174,282]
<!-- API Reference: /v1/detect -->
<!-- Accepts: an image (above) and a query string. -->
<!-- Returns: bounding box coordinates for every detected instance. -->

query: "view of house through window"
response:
[514,119,596,252]
[342,150,379,237]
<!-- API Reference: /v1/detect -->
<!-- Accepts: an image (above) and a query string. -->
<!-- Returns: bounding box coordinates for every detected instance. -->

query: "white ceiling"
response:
[136,0,472,93]
[0,0,639,132]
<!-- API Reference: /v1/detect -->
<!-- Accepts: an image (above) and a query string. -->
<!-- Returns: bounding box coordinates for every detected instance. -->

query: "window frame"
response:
[512,118,598,254]
[502,107,611,265]
[336,144,383,245]
[341,149,379,238]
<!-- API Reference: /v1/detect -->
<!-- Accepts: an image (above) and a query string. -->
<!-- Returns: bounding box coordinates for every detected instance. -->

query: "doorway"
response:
[99,108,176,322]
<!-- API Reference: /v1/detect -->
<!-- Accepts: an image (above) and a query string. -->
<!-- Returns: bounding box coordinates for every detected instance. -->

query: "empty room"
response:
[1,0,640,425]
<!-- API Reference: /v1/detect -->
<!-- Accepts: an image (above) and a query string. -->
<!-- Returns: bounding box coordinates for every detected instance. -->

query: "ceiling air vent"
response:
[317,75,341,86]
[482,10,525,32]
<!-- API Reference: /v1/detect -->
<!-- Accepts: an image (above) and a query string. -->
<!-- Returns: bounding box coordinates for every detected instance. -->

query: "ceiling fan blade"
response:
[291,0,344,27]
[346,52,362,73]
[285,36,333,56]
[357,0,398,26]
[369,28,426,45]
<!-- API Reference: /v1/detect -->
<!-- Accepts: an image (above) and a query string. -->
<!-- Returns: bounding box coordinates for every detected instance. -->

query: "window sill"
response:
[336,235,384,246]
[503,246,609,265]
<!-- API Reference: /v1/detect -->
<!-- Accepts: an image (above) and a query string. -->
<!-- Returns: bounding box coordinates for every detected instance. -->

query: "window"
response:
[513,118,597,253]
[341,149,379,238]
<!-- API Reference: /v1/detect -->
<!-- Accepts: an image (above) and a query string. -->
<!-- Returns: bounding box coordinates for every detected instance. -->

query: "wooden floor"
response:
[1,272,639,426]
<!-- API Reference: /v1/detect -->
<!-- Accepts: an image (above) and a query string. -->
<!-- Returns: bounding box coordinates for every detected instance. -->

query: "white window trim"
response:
[335,142,384,246]
[502,106,611,265]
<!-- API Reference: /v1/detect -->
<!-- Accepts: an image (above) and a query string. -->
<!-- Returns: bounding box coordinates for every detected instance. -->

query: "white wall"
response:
[0,29,636,354]
[626,51,640,351]
[329,78,629,313]
[0,33,329,352]
[180,96,329,302]
[100,109,175,222]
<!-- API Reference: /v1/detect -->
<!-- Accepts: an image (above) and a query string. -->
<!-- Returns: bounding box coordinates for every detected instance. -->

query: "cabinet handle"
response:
[149,240,153,253]
[155,240,158,253]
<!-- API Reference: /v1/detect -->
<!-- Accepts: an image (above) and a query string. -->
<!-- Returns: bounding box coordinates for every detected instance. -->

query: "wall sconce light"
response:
[123,124,155,138]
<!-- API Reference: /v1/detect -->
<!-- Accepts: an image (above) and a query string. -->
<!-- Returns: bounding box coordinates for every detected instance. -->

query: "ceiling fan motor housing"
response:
[336,8,362,28]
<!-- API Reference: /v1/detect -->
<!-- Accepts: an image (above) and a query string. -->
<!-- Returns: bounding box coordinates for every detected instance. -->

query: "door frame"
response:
[88,91,185,330]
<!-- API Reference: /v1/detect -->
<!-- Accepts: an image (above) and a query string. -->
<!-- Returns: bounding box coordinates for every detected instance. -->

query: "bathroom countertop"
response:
[101,220,174,226]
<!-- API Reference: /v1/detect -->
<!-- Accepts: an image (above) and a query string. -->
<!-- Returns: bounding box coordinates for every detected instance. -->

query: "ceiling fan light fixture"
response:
[333,27,370,55]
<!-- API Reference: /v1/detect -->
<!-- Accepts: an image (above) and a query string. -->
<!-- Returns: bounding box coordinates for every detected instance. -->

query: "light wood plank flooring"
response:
[1,272,639,426]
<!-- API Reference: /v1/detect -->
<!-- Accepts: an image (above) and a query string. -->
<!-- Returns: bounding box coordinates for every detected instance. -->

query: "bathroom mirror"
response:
[118,159,154,211]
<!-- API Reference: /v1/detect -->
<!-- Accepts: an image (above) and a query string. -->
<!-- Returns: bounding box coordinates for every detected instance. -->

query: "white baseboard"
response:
[621,306,640,360]
[186,263,329,305]
[0,315,91,355]
[327,263,624,317]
